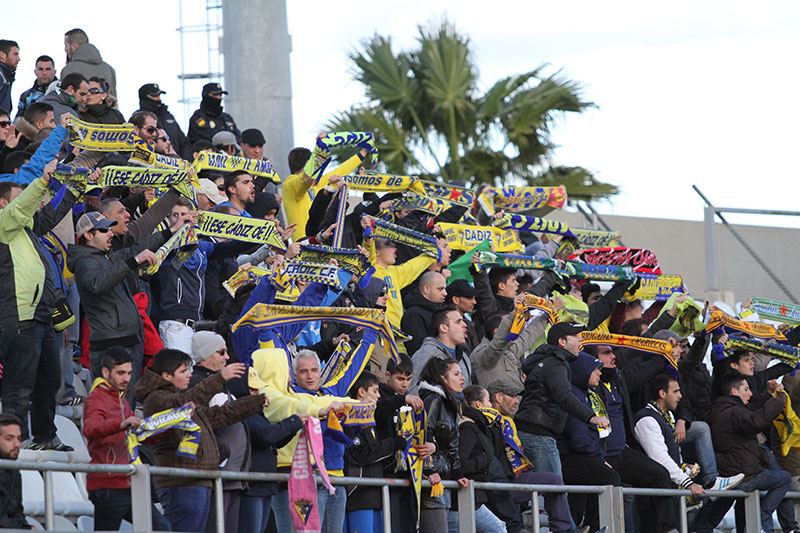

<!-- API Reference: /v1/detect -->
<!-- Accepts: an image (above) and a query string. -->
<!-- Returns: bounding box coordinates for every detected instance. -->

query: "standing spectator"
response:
[18,102,55,145]
[187,82,240,145]
[16,55,57,118]
[240,127,281,195]
[0,40,20,114]
[82,348,171,531]
[409,307,471,388]
[79,77,123,124]
[129,110,159,147]
[514,322,609,476]
[0,414,28,529]
[417,356,469,533]
[61,29,117,99]
[217,170,255,216]
[135,349,266,533]
[138,83,192,160]
[0,120,73,450]
[402,271,447,355]
[211,130,240,155]
[39,72,88,121]
[445,279,480,352]
[0,109,20,170]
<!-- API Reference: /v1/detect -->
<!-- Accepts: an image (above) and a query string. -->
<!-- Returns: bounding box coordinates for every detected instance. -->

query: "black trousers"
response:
[607,447,676,533]
[560,453,621,531]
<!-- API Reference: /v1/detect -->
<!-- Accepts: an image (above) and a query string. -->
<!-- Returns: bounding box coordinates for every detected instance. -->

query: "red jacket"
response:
[82,379,134,490]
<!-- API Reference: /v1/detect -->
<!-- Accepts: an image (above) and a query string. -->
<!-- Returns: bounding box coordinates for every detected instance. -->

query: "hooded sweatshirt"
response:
[253,348,350,468]
[557,353,604,458]
[61,43,117,98]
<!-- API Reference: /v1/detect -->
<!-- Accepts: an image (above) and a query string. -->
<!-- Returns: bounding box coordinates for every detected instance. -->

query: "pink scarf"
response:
[289,417,335,532]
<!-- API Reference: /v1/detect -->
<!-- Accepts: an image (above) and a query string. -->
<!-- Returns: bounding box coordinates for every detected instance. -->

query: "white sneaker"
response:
[709,473,745,492]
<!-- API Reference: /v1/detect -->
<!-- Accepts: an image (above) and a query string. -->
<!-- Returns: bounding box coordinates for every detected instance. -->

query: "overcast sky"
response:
[6,1,800,227]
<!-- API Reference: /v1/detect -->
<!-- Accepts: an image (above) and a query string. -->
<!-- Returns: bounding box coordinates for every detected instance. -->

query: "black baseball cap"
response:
[547,322,586,346]
[447,279,477,299]
[242,128,266,146]
[203,82,228,96]
[139,83,165,99]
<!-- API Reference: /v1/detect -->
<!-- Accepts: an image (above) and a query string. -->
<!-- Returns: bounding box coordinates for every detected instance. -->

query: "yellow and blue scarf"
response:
[126,405,201,464]
[478,407,532,475]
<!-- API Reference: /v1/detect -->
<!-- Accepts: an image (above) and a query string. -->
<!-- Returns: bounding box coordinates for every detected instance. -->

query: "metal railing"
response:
[3,458,798,533]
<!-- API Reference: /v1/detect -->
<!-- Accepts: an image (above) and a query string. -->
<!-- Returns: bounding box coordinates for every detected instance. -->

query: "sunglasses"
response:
[155,136,169,143]
[378,291,386,297]
[215,348,228,355]
[91,228,110,234]
[0,120,11,128]
[142,126,158,134]
[217,185,226,191]
[88,88,105,95]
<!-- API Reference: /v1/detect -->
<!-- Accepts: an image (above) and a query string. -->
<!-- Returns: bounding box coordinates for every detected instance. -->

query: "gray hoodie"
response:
[61,43,117,98]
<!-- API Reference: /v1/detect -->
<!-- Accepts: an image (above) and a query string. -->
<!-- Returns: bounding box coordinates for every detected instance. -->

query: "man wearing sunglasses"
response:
[129,109,158,146]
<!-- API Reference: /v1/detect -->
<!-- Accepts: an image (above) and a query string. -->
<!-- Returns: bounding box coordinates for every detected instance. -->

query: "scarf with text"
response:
[748,297,800,326]
[564,229,622,249]
[571,247,662,275]
[298,244,374,288]
[476,251,635,282]
[507,294,558,341]
[477,407,532,475]
[194,151,280,182]
[126,405,201,465]
[494,213,575,238]
[319,339,353,387]
[477,185,567,216]
[98,165,191,190]
[580,330,678,377]
[391,194,448,215]
[631,274,685,302]
[421,180,474,208]
[325,402,378,446]
[222,266,270,297]
[724,335,800,366]
[129,143,190,169]
[289,416,335,532]
[343,171,427,196]
[320,330,378,393]
[304,132,378,184]
[397,406,427,527]
[439,222,523,253]
[195,211,286,251]
[67,116,138,151]
[362,215,440,259]
[139,223,198,275]
[705,309,788,343]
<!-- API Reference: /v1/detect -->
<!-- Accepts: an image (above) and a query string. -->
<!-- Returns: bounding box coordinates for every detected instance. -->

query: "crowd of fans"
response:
[2,29,800,533]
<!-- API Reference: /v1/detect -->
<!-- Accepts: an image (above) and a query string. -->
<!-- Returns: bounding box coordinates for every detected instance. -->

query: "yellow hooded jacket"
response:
[252,348,351,468]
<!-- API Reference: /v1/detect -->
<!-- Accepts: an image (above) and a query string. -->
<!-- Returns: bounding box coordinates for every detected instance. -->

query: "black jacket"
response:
[0,468,26,529]
[709,392,785,479]
[139,98,192,161]
[67,230,167,350]
[418,381,463,482]
[515,344,595,438]
[187,98,240,145]
[677,334,713,422]
[376,383,410,476]
[80,103,124,125]
[401,291,443,355]
[458,405,497,507]
[245,412,303,496]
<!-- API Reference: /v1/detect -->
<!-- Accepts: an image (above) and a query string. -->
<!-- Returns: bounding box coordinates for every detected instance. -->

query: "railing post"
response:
[598,485,624,533]
[531,490,541,532]
[43,470,55,531]
[678,493,688,533]
[130,464,153,532]
[214,477,225,533]
[381,485,391,533]
[457,480,476,533]
[744,490,761,533]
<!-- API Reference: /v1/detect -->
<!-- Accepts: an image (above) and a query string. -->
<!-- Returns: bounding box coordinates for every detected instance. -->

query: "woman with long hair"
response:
[417,356,469,532]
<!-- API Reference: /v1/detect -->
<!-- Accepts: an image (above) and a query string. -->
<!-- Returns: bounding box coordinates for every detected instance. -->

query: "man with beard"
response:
[187,82,240,145]
[137,83,192,160]
[0,414,28,529]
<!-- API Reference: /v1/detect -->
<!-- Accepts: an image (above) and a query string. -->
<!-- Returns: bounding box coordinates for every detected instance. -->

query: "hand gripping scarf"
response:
[194,151,280,182]
[397,406,427,528]
[362,215,440,259]
[303,132,378,184]
[67,116,138,151]
[139,223,198,275]
[580,330,678,378]
[507,294,558,341]
[280,260,343,292]
[438,222,523,253]
[222,266,270,297]
[231,304,401,364]
[126,405,201,464]
[325,402,378,446]
[572,247,662,275]
[196,211,286,251]
[748,297,800,326]
[654,292,705,337]
[343,171,427,196]
[724,335,800,366]
[477,407,532,475]
[493,213,576,238]
[298,244,374,288]
[421,180,474,208]
[477,186,567,216]
[289,416,335,532]
[705,309,788,343]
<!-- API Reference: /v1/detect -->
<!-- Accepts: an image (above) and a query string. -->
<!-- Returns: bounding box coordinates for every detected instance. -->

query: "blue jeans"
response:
[0,320,60,442]
[765,444,799,531]
[680,421,719,486]
[346,509,382,533]
[239,494,271,533]
[89,488,171,531]
[447,505,507,533]
[157,486,211,533]
[735,468,792,533]
[518,432,562,475]
[271,485,346,533]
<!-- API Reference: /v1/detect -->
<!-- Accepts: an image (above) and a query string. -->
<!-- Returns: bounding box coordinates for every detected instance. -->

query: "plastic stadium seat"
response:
[55,415,91,463]
[76,515,93,531]
[54,515,78,530]
[51,470,94,516]
[26,516,43,530]
[22,470,45,516]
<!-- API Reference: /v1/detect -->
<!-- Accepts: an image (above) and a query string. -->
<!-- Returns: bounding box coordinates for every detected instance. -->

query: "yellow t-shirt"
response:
[282,154,363,240]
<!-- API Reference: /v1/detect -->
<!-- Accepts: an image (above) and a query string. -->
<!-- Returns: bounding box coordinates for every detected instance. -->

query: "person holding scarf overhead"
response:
[417,356,469,533]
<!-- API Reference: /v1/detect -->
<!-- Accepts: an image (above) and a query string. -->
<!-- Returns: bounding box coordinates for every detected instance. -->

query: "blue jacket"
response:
[557,352,604,459]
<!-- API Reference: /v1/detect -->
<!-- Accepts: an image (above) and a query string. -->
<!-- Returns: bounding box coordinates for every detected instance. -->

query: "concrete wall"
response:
[548,211,800,305]
[222,0,294,179]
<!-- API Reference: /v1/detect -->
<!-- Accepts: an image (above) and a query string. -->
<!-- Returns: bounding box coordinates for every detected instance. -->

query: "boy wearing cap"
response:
[67,209,190,395]
[188,82,241,145]
[514,322,610,476]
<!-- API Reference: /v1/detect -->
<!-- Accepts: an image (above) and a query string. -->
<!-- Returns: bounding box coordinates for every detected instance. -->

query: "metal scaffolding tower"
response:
[176,0,224,125]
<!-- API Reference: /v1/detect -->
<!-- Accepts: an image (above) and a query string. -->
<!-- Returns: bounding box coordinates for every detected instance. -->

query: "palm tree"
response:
[327,18,618,200]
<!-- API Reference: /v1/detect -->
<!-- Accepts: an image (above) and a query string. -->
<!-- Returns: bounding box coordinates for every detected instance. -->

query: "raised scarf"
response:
[195,211,286,251]
[362,215,440,259]
[705,309,788,343]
